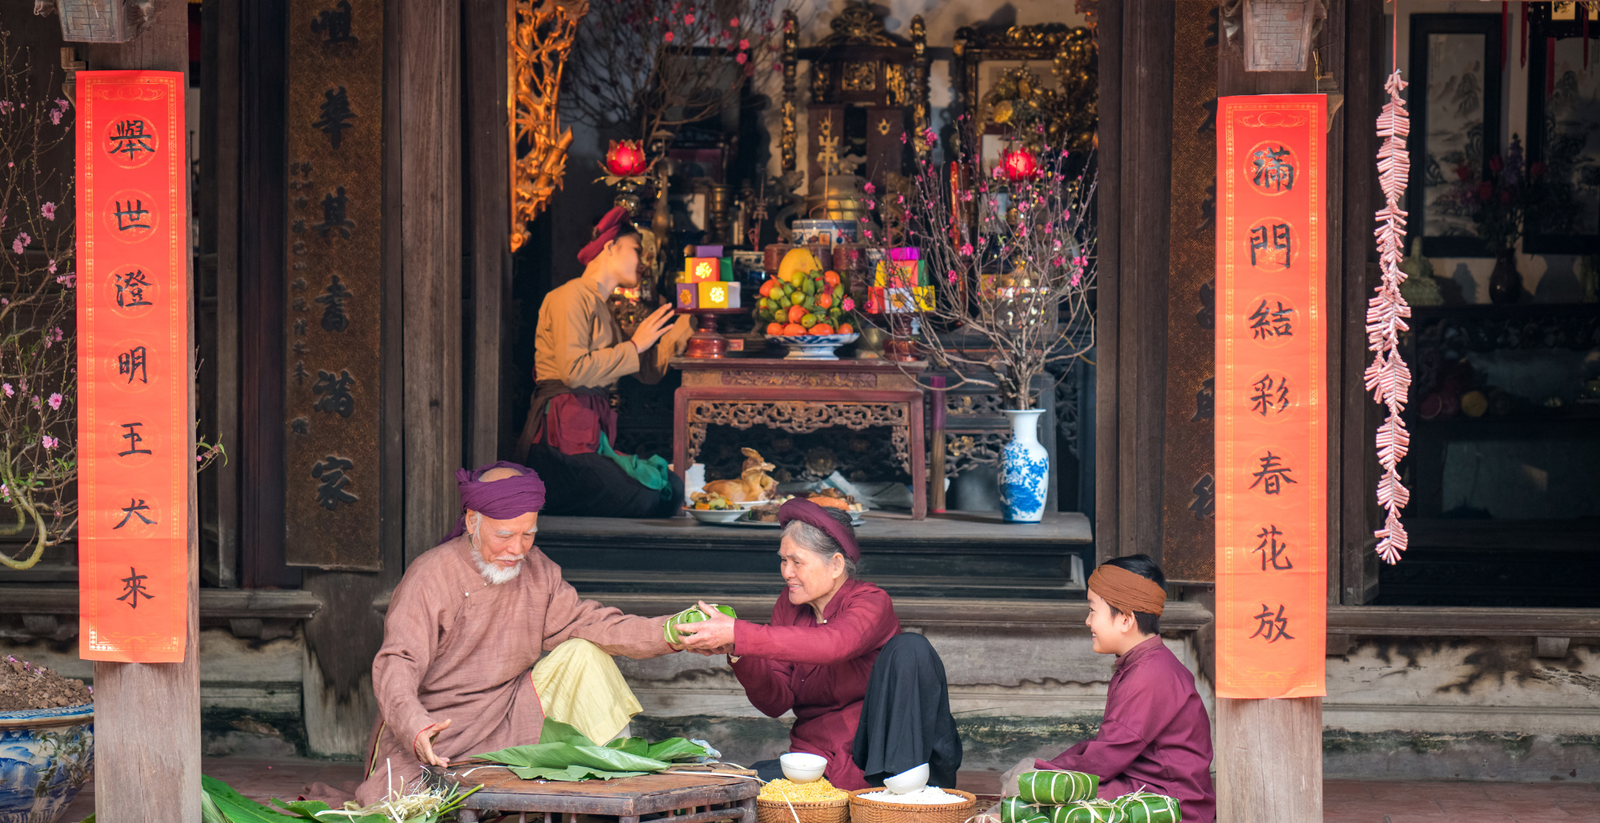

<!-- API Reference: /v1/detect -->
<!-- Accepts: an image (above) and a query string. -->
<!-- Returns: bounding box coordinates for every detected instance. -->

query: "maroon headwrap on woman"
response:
[576,206,632,266]
[777,497,861,563]
[443,460,547,540]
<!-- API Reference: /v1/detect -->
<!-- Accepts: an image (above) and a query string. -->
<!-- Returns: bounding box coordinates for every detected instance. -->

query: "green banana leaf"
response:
[201,775,304,823]
[507,765,651,781]
[644,737,709,762]
[532,719,597,747]
[270,799,333,818]
[475,741,670,774]
[605,736,650,757]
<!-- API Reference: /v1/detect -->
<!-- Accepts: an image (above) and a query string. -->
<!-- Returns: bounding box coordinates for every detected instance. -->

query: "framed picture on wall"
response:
[1524,7,1600,255]
[1407,14,1504,258]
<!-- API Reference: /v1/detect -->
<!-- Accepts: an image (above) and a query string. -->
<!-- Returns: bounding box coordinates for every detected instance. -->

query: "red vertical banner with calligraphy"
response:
[1215,95,1326,699]
[76,72,189,663]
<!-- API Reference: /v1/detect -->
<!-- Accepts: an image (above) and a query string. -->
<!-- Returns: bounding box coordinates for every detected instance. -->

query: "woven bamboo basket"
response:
[847,788,977,823]
[756,795,851,823]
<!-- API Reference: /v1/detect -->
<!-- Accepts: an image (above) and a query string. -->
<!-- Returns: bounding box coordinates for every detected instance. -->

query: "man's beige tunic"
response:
[358,536,670,804]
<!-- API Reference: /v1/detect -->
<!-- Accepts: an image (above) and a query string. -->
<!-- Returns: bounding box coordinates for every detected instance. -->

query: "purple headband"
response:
[444,460,547,541]
[777,498,861,563]
[577,207,631,266]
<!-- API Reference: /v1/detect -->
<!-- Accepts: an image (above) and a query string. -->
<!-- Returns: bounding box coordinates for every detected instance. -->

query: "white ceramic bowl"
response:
[779,752,828,783]
[882,763,930,794]
[685,506,746,524]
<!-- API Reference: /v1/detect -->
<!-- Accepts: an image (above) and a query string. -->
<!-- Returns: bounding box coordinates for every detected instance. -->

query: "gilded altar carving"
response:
[719,371,879,388]
[508,0,586,251]
[953,23,1097,155]
[842,62,876,92]
[685,400,911,471]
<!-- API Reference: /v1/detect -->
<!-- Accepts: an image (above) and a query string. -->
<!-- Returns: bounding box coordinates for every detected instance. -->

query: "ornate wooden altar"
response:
[671,357,929,520]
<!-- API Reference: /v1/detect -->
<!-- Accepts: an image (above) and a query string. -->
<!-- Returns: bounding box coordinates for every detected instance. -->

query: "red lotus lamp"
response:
[1001,147,1040,182]
[604,140,649,178]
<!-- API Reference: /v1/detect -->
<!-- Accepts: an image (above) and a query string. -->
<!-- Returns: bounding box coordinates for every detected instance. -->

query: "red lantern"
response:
[605,140,649,177]
[1002,147,1039,182]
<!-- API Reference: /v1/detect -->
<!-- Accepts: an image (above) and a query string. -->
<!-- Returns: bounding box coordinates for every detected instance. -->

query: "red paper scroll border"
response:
[77,72,189,663]
[1214,95,1328,700]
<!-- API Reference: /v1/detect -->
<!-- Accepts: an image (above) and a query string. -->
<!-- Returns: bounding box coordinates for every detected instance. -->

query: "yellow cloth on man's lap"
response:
[531,638,643,744]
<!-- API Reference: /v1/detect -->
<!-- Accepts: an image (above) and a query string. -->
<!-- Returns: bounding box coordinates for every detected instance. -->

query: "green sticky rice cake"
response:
[663,604,737,644]
[1016,771,1099,805]
[1112,791,1180,823]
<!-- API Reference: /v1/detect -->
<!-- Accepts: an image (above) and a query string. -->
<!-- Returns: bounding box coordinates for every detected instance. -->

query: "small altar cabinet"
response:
[672,357,929,520]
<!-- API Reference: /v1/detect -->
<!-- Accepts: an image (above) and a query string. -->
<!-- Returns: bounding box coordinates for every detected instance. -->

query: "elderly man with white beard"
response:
[356,461,675,805]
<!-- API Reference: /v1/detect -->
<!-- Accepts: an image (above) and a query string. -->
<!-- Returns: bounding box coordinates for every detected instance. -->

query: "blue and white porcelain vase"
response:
[999,409,1049,522]
[0,702,94,823]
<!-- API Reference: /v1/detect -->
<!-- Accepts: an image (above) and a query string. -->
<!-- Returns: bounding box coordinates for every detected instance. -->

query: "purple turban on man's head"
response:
[444,460,547,541]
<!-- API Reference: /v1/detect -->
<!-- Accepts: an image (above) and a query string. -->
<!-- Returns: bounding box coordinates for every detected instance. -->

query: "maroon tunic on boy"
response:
[729,578,901,789]
[1036,635,1216,822]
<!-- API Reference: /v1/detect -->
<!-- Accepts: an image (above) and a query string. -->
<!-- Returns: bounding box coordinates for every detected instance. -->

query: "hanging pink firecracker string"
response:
[1366,67,1414,565]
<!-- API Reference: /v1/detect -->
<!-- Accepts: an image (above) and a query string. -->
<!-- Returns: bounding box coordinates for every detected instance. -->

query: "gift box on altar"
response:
[685,257,721,283]
[695,245,724,258]
[873,260,920,288]
[868,285,932,314]
[697,281,740,309]
[675,283,699,309]
[720,257,735,282]
[889,247,921,262]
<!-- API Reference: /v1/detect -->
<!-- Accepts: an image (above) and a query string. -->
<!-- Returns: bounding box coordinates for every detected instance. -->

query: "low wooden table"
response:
[450,769,758,823]
[671,357,929,519]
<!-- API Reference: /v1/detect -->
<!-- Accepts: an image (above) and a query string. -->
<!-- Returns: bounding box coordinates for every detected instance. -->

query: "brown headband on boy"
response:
[1087,565,1167,616]
[777,497,861,563]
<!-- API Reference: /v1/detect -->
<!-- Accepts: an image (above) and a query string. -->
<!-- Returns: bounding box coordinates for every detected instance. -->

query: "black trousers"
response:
[524,444,683,519]
[852,633,963,789]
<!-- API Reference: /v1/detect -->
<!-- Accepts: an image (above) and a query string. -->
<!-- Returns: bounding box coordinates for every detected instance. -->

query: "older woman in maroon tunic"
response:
[678,500,962,790]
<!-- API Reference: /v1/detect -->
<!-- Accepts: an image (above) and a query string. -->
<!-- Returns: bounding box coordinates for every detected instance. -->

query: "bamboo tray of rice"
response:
[757,778,851,823]
[848,788,976,823]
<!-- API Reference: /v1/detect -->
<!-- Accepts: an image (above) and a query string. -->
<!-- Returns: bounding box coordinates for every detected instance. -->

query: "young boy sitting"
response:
[1002,555,1215,822]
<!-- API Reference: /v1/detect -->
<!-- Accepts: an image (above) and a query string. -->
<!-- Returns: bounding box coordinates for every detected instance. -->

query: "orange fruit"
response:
[766,322,786,336]
[783,323,806,336]
[787,305,807,324]
[816,293,834,309]
[824,271,841,287]
[759,279,778,298]
[837,323,854,334]
[810,323,834,335]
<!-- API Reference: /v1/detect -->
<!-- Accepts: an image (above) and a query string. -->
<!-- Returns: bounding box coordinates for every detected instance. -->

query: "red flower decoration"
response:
[604,140,649,177]
[1488,155,1504,173]
[1476,181,1495,202]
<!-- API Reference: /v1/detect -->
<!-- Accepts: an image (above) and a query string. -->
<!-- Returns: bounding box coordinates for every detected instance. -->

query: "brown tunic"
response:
[533,276,687,390]
[358,536,672,805]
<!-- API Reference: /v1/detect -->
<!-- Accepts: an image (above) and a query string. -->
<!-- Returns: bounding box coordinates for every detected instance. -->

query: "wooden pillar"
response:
[464,0,512,466]
[84,3,200,820]
[1095,0,1174,565]
[400,0,464,561]
[1212,7,1328,821]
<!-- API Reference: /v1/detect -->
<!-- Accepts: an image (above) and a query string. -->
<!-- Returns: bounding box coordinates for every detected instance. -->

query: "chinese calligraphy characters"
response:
[115,269,154,308]
[316,275,352,332]
[313,87,356,148]
[1247,299,1295,339]
[115,498,156,529]
[119,422,152,456]
[118,346,149,384]
[1249,604,1294,642]
[311,0,359,44]
[1249,451,1297,495]
[311,455,358,510]
[1252,525,1293,571]
[1250,374,1291,417]
[112,198,153,232]
[312,369,356,418]
[1249,144,1296,193]
[1248,222,1292,270]
[109,120,155,157]
[117,567,154,608]
[314,186,355,238]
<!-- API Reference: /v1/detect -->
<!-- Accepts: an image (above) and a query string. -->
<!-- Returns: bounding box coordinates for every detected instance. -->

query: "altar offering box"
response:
[720,257,736,282]
[697,281,741,309]
[675,283,699,309]
[685,257,722,283]
[874,259,919,288]
[695,245,725,258]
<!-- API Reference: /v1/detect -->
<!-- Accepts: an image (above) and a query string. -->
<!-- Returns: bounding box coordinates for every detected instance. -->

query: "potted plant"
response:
[1450,134,1549,304]
[859,126,1096,522]
[0,656,94,823]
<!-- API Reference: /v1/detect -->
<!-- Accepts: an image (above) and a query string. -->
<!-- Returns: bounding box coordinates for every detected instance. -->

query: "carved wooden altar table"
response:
[671,357,929,520]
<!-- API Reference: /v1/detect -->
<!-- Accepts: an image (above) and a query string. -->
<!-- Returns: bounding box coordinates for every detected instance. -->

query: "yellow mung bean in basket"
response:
[760,778,849,803]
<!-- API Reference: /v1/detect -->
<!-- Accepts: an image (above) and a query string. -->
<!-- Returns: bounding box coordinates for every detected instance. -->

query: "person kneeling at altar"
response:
[357,461,677,805]
[514,206,692,518]
[1000,555,1215,822]
[675,498,963,790]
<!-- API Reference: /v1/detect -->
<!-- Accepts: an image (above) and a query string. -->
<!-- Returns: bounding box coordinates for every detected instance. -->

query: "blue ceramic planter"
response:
[0,703,94,823]
[999,409,1049,523]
